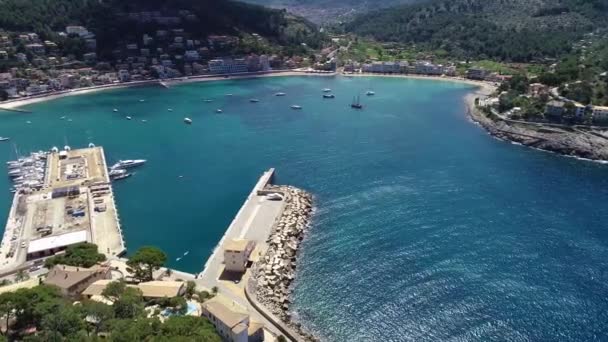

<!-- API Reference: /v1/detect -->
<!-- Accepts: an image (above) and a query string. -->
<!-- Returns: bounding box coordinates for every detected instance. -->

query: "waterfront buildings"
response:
[467,67,490,80]
[593,105,608,123]
[44,264,111,298]
[202,300,250,342]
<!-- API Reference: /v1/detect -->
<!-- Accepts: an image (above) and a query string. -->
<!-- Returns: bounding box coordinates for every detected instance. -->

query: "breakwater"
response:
[249,184,316,341]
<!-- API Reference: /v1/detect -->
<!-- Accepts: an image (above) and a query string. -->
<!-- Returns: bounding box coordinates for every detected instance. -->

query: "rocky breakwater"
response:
[250,185,317,341]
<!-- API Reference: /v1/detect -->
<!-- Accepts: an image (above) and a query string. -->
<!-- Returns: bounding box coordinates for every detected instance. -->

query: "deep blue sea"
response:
[1,76,608,341]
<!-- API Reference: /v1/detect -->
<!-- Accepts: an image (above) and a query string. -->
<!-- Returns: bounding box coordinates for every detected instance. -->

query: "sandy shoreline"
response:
[0,70,334,110]
[0,71,497,110]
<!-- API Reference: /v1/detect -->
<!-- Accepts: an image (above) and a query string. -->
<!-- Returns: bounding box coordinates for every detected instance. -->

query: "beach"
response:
[0,70,334,110]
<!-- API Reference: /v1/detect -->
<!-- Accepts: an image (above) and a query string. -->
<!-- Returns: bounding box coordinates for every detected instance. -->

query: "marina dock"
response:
[0,146,125,273]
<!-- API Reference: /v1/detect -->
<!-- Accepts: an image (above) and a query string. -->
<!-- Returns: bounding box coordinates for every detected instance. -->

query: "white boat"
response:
[184,117,192,124]
[225,93,233,96]
[26,121,31,124]
[60,116,66,120]
[275,92,286,96]
[323,88,332,92]
[323,94,335,99]
[111,159,146,170]
[183,251,189,256]
[291,105,302,110]
[176,257,182,261]
[112,173,131,181]
[216,109,223,113]
[141,119,147,123]
[168,108,173,112]
[366,90,375,96]
[109,169,127,177]
[139,99,145,102]
[113,108,118,112]
[0,137,9,142]
[249,99,260,103]
[126,116,132,120]
[203,99,213,103]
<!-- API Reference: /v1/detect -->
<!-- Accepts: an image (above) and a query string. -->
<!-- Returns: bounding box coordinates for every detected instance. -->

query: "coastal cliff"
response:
[465,91,608,162]
[249,185,316,341]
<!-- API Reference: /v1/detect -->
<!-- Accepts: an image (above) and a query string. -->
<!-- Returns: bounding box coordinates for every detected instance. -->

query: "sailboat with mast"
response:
[351,95,363,109]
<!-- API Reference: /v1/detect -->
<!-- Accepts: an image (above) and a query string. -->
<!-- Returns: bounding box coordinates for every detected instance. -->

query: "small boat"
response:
[249,99,260,103]
[113,108,118,112]
[275,92,286,96]
[60,116,66,120]
[225,93,233,97]
[25,121,31,124]
[109,169,127,177]
[291,105,302,110]
[126,116,132,120]
[183,251,189,256]
[323,88,332,92]
[176,257,182,261]
[351,95,363,109]
[88,143,95,148]
[203,99,213,103]
[141,119,147,123]
[323,94,335,99]
[184,117,192,124]
[366,90,375,96]
[0,137,9,142]
[216,109,223,113]
[67,119,73,122]
[168,108,173,112]
[112,173,132,181]
[139,99,145,102]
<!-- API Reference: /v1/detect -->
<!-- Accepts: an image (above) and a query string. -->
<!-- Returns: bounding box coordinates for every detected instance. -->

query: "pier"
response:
[0,146,125,273]
[196,168,307,341]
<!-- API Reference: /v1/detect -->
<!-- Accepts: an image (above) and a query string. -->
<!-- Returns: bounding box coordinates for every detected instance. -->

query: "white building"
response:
[27,230,88,260]
[223,239,255,273]
[118,70,130,82]
[66,26,91,38]
[208,58,248,74]
[593,106,608,123]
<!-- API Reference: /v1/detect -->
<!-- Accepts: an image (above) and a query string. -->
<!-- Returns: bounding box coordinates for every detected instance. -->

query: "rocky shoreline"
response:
[466,94,608,162]
[250,185,317,341]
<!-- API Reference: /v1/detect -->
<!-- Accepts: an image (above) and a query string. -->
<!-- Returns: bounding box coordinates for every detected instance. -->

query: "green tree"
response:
[101,280,126,302]
[40,302,84,341]
[80,300,114,336]
[0,292,16,335]
[44,243,106,269]
[185,281,196,299]
[277,335,288,342]
[113,287,144,319]
[160,316,221,341]
[126,246,167,282]
[14,270,28,282]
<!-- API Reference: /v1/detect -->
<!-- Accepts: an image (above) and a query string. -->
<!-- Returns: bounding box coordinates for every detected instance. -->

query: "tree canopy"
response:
[126,246,167,282]
[44,242,106,269]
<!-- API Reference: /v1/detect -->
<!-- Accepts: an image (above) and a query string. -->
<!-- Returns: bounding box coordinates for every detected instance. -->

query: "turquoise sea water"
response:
[1,76,608,341]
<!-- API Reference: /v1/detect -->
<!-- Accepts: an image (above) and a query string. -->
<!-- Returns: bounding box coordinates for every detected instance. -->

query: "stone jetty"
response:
[250,184,317,341]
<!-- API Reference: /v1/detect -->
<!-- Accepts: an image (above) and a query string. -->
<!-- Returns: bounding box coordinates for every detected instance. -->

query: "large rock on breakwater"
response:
[250,185,318,341]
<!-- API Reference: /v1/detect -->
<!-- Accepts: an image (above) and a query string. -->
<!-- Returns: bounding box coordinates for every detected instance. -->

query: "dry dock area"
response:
[0,146,125,273]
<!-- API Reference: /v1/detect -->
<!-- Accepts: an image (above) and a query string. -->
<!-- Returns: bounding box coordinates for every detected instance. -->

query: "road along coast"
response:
[248,185,315,341]
[465,87,608,162]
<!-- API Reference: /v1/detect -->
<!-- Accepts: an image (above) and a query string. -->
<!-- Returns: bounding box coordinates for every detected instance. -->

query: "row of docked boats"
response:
[108,159,146,181]
[6,151,48,193]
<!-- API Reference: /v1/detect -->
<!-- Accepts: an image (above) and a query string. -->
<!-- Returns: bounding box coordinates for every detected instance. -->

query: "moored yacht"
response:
[291,105,302,110]
[184,117,192,124]
[110,159,146,170]
[322,88,332,92]
[275,92,286,96]
[323,94,335,99]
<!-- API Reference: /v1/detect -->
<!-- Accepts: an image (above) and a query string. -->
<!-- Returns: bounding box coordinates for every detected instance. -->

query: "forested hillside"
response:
[347,0,608,62]
[0,0,324,56]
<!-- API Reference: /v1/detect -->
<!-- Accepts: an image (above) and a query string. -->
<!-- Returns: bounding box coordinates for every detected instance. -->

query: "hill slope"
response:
[0,0,324,56]
[347,0,608,62]
[242,0,425,23]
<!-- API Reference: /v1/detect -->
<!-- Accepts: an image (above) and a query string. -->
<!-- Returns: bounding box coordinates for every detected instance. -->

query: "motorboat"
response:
[110,159,146,170]
[113,108,118,112]
[323,94,335,99]
[203,99,213,103]
[275,92,286,96]
[225,93,233,96]
[139,99,145,102]
[323,88,332,92]
[141,119,147,123]
[168,108,173,112]
[216,109,223,113]
[0,137,9,142]
[184,117,192,124]
[112,173,132,181]
[366,90,375,96]
[291,105,302,110]
[250,99,260,103]
[126,116,132,120]
[109,169,127,177]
